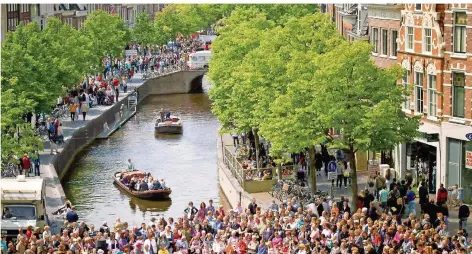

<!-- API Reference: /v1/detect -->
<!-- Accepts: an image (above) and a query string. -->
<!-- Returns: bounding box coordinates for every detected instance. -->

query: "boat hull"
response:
[154,125,183,134]
[113,172,171,200]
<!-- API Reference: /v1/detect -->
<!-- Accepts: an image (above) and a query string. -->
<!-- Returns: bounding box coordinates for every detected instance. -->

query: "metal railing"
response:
[223,145,280,190]
[223,145,244,186]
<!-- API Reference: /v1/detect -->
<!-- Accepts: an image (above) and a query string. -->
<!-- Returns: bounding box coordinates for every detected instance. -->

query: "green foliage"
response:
[133,12,155,46]
[1,11,130,160]
[313,41,420,153]
[82,10,131,71]
[1,87,43,160]
[208,7,275,132]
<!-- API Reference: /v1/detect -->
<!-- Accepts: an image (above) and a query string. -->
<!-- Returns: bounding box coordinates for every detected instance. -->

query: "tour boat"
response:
[113,171,171,200]
[155,116,183,134]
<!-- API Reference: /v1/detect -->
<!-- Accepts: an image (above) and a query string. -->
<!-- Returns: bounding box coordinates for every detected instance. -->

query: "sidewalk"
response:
[39,73,145,233]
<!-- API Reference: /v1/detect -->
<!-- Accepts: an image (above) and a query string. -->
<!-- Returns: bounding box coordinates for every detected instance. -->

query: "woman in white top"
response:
[42,226,51,240]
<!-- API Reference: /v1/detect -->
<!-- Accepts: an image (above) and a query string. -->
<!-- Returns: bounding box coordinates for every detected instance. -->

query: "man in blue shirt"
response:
[406,186,416,216]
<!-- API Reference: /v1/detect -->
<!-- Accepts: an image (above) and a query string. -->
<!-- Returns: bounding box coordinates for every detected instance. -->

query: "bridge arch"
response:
[188,74,205,93]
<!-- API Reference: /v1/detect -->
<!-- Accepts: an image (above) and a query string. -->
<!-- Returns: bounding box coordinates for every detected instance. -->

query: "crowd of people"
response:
[3,188,471,254]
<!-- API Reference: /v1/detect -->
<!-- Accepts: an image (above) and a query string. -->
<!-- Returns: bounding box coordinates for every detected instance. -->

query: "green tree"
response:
[208,7,275,132]
[82,10,131,71]
[310,41,420,209]
[1,84,43,162]
[253,13,342,192]
[1,22,58,113]
[133,12,155,45]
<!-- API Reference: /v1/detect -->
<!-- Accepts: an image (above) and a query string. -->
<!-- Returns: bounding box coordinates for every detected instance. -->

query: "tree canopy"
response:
[1,11,130,162]
[208,6,421,203]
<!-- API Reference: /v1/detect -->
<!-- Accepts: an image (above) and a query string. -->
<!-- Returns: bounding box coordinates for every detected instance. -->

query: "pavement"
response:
[38,73,145,233]
[220,133,469,234]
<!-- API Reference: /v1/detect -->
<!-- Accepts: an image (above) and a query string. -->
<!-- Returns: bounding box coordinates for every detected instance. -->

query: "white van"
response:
[187,50,212,69]
[1,176,46,241]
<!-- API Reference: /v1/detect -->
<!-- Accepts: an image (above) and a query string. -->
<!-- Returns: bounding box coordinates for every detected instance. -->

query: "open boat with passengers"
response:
[155,109,183,134]
[113,171,171,200]
[155,116,182,134]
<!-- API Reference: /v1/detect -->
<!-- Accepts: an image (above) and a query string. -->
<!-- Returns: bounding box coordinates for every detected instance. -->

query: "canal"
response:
[62,77,229,226]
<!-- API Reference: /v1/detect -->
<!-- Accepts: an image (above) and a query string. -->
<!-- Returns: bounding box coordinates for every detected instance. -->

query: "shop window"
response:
[402,70,411,110]
[448,139,472,204]
[372,28,379,53]
[454,12,467,54]
[427,74,437,117]
[381,29,388,55]
[391,30,398,57]
[424,28,432,53]
[407,27,414,50]
[414,71,424,114]
[453,73,465,118]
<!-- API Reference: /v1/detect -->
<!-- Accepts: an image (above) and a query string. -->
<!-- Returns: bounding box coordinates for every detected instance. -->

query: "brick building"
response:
[440,4,472,202]
[394,4,446,194]
[367,4,402,69]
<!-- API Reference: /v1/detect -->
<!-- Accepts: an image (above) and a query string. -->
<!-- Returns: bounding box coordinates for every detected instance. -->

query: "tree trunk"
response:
[308,146,317,194]
[277,163,282,181]
[253,128,260,170]
[348,146,358,212]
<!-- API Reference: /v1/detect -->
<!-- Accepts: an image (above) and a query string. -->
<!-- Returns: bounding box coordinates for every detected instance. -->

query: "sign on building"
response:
[466,150,472,169]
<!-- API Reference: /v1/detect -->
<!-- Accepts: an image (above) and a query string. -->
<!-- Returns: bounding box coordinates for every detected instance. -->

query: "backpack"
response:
[49,124,55,134]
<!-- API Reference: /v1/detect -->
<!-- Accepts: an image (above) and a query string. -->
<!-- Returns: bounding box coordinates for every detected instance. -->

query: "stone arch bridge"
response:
[137,70,208,98]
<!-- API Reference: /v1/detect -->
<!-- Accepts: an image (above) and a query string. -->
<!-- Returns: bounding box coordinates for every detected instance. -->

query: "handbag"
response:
[343,171,350,177]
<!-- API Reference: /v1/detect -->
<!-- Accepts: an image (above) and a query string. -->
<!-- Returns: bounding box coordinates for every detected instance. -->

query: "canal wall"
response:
[53,97,133,180]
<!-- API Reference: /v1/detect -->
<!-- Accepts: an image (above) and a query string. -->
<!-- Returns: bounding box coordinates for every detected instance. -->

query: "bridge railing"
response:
[143,65,207,79]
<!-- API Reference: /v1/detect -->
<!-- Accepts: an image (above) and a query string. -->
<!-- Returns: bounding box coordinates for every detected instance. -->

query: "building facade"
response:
[1,3,162,38]
[441,4,472,203]
[367,4,402,69]
[395,4,446,194]
[326,4,472,199]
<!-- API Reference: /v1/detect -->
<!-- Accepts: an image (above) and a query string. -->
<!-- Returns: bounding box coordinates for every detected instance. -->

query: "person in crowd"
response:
[458,200,470,231]
[69,102,78,121]
[66,206,79,223]
[437,183,448,206]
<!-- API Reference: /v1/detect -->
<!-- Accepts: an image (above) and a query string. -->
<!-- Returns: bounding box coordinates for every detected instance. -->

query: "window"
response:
[427,74,437,117]
[453,73,465,118]
[454,12,467,53]
[391,30,398,57]
[407,27,414,50]
[416,4,421,11]
[424,28,432,53]
[30,4,39,17]
[372,28,379,53]
[402,70,411,110]
[382,29,388,55]
[414,71,424,113]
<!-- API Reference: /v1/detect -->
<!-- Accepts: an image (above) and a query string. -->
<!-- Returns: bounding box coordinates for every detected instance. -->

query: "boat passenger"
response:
[127,158,135,171]
[147,179,153,190]
[152,180,162,190]
[122,176,130,185]
[160,179,167,189]
[140,180,149,191]
[129,179,137,191]
[160,108,165,122]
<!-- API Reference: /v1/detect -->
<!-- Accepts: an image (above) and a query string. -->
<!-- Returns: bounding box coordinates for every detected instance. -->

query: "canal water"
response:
[63,77,229,226]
